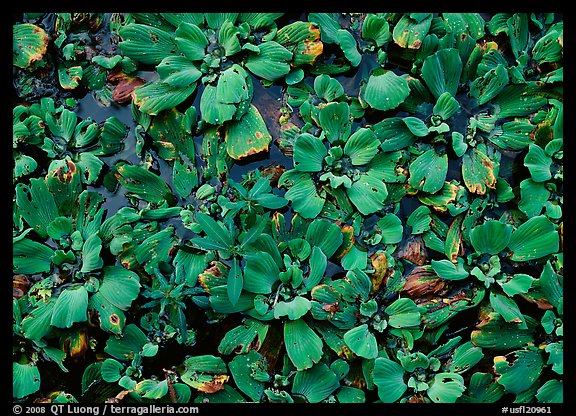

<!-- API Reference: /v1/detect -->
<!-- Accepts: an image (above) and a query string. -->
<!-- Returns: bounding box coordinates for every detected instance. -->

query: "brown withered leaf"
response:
[112,76,146,104]
[259,164,285,187]
[370,251,387,292]
[334,224,355,260]
[197,375,229,394]
[402,266,448,297]
[397,235,427,265]
[13,274,31,299]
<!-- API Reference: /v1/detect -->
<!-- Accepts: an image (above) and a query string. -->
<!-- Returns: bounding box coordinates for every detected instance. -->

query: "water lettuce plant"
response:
[13,12,563,406]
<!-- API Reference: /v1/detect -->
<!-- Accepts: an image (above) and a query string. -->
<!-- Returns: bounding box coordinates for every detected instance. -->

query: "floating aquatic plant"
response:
[13,12,563,406]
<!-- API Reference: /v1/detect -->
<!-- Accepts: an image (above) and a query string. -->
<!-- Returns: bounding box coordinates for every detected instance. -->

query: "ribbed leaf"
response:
[293,133,327,172]
[119,23,176,65]
[98,266,141,311]
[347,174,388,216]
[408,148,448,194]
[224,104,272,160]
[470,220,513,255]
[51,285,89,328]
[218,319,269,355]
[157,56,202,87]
[284,319,323,371]
[13,24,50,68]
[292,363,340,403]
[343,128,379,165]
[373,357,407,403]
[393,14,432,49]
[508,215,559,261]
[306,219,343,258]
[132,81,197,116]
[364,70,410,111]
[421,48,462,99]
[343,324,378,359]
[280,171,325,219]
[245,41,292,81]
[13,362,41,399]
[243,252,280,294]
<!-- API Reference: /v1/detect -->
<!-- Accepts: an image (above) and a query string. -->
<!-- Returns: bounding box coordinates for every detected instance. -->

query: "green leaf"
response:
[470,63,509,105]
[373,357,407,403]
[490,291,527,329]
[494,348,545,395]
[101,359,124,382]
[195,212,233,247]
[274,296,311,320]
[431,258,469,280]
[337,29,361,66]
[119,23,176,65]
[218,319,269,355]
[98,266,141,311]
[13,238,54,274]
[318,102,351,144]
[80,234,104,273]
[433,92,461,120]
[470,312,535,350]
[447,341,484,374]
[293,133,327,172]
[363,70,410,111]
[136,380,169,400]
[421,48,462,99]
[292,363,340,403]
[115,164,174,205]
[227,257,243,307]
[284,319,323,371]
[229,350,267,402]
[508,215,559,261]
[243,252,280,294]
[460,372,505,403]
[20,299,55,341]
[470,220,513,255]
[280,171,325,219]
[132,81,197,116]
[225,104,272,160]
[518,179,549,218]
[313,74,344,102]
[427,373,466,403]
[13,23,50,68]
[13,362,41,399]
[306,219,344,259]
[343,324,378,359]
[408,148,448,194]
[524,144,553,182]
[536,379,563,403]
[58,65,83,90]
[244,41,292,81]
[377,213,403,244]
[462,148,497,195]
[157,56,202,87]
[51,285,89,328]
[12,23,50,68]
[104,324,148,361]
[347,174,388,216]
[393,14,432,49]
[385,298,421,328]
[361,14,391,47]
[219,20,241,56]
[200,12,235,28]
[373,117,419,152]
[15,178,59,238]
[343,128,379,165]
[407,205,432,235]
[304,246,327,290]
